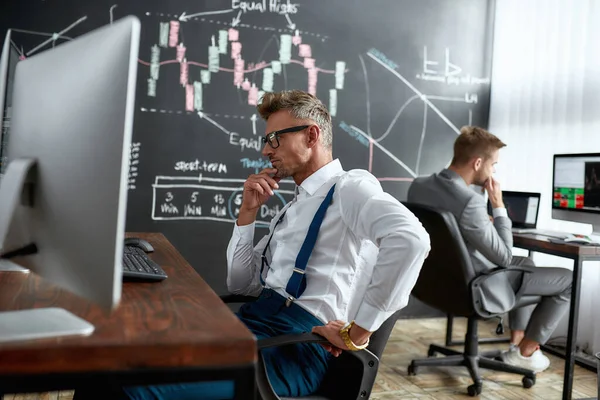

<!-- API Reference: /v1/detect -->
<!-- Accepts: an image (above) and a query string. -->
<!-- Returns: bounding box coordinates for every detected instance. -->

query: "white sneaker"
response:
[501,348,550,373]
[508,343,519,353]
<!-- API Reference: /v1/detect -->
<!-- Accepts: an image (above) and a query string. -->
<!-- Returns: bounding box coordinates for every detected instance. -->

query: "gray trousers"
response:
[508,256,572,344]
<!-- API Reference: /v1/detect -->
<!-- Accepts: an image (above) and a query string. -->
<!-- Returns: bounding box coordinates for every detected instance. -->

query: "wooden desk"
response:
[513,233,600,400]
[0,232,256,398]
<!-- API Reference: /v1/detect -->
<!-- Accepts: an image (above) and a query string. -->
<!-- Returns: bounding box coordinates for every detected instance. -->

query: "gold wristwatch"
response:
[339,321,370,351]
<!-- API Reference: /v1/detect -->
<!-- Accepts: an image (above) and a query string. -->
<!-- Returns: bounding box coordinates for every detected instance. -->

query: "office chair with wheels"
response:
[403,203,538,397]
[221,294,400,400]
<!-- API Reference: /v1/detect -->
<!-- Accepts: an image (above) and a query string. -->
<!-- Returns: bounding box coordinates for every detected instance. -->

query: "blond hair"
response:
[257,90,333,149]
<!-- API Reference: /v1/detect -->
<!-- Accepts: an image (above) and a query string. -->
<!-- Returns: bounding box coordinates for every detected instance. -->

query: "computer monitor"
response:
[0,30,29,273]
[0,29,20,177]
[0,16,140,343]
[552,153,600,238]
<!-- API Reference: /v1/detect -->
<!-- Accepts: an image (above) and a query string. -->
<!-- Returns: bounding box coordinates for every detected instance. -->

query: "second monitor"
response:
[553,153,600,239]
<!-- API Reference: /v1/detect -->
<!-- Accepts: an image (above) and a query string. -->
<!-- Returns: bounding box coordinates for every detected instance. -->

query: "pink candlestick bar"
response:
[292,33,302,46]
[248,85,259,106]
[176,44,186,62]
[299,44,311,58]
[169,21,180,48]
[242,79,251,91]
[180,60,189,86]
[185,84,194,112]
[303,57,315,69]
[228,28,239,41]
[308,68,317,95]
[233,58,245,86]
[231,42,242,60]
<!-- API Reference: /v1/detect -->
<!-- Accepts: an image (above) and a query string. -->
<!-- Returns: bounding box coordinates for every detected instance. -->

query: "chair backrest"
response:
[316,311,401,399]
[365,309,401,357]
[403,202,478,317]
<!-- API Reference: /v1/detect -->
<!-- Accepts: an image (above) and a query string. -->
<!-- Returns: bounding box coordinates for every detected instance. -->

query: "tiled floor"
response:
[2,317,598,399]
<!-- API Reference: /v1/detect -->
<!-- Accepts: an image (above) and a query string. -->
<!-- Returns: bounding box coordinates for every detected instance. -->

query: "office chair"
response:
[403,203,539,397]
[221,294,400,400]
[444,312,510,347]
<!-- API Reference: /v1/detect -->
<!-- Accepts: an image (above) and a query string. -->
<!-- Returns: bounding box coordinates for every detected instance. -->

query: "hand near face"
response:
[240,168,281,213]
[485,177,504,208]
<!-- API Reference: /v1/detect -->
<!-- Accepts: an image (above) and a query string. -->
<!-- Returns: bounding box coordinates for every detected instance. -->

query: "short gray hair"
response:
[257,90,333,149]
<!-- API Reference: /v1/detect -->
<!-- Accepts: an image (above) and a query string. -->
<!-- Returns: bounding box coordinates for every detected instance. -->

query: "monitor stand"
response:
[0,158,95,343]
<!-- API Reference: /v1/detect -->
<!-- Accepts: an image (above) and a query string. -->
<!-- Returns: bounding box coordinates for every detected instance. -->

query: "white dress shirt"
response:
[226,159,430,332]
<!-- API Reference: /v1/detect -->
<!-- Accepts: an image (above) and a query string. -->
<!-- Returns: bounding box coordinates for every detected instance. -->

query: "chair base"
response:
[408,318,536,397]
[446,336,511,346]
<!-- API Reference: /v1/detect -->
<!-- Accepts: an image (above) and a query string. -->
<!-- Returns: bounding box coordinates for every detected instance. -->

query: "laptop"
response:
[487,191,541,232]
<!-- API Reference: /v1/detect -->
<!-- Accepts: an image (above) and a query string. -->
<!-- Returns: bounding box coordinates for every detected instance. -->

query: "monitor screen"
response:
[553,153,600,214]
[488,191,540,228]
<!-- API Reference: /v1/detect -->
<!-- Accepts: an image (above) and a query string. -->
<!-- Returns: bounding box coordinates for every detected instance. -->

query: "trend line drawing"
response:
[358,54,372,137]
[179,9,234,22]
[138,58,339,74]
[198,112,231,135]
[425,95,467,102]
[26,16,88,56]
[375,94,420,142]
[343,47,486,184]
[350,125,417,178]
[366,50,461,135]
[415,103,428,175]
[10,28,73,41]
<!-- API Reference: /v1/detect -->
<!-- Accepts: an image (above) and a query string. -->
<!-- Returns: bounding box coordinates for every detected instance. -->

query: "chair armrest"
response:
[256,333,380,400]
[219,294,259,304]
[258,332,330,349]
[470,266,534,318]
[483,265,534,275]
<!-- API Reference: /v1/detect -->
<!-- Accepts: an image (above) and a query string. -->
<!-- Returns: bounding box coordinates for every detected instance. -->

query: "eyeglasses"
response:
[261,125,310,149]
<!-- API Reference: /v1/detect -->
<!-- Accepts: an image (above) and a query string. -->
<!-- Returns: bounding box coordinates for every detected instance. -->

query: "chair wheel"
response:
[407,364,418,376]
[467,383,482,396]
[522,376,536,388]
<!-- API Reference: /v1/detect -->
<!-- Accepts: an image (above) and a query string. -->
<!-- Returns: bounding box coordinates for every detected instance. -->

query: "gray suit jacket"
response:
[407,169,523,314]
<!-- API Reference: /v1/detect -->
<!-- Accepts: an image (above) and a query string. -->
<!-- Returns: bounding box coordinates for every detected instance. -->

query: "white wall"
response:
[489,0,600,354]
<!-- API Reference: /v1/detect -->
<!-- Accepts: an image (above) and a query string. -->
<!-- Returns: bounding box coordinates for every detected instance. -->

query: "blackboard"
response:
[1,0,495,294]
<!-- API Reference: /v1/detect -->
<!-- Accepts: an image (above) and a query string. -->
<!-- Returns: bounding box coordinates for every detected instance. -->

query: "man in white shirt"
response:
[121,90,430,400]
[225,89,430,396]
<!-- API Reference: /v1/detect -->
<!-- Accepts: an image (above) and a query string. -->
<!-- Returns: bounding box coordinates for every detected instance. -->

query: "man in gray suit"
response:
[407,126,572,373]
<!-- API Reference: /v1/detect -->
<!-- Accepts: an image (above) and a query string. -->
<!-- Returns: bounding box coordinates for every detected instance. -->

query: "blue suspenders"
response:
[259,184,336,306]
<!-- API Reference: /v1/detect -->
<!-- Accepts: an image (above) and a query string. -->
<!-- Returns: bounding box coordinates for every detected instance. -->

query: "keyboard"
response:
[122,245,167,282]
[512,228,568,239]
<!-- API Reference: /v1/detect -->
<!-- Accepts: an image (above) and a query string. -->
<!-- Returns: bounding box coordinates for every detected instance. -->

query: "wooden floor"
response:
[2,318,597,399]
[372,318,598,399]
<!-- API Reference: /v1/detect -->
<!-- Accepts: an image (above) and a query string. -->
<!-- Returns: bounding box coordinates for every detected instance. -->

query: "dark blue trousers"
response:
[124,289,330,399]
